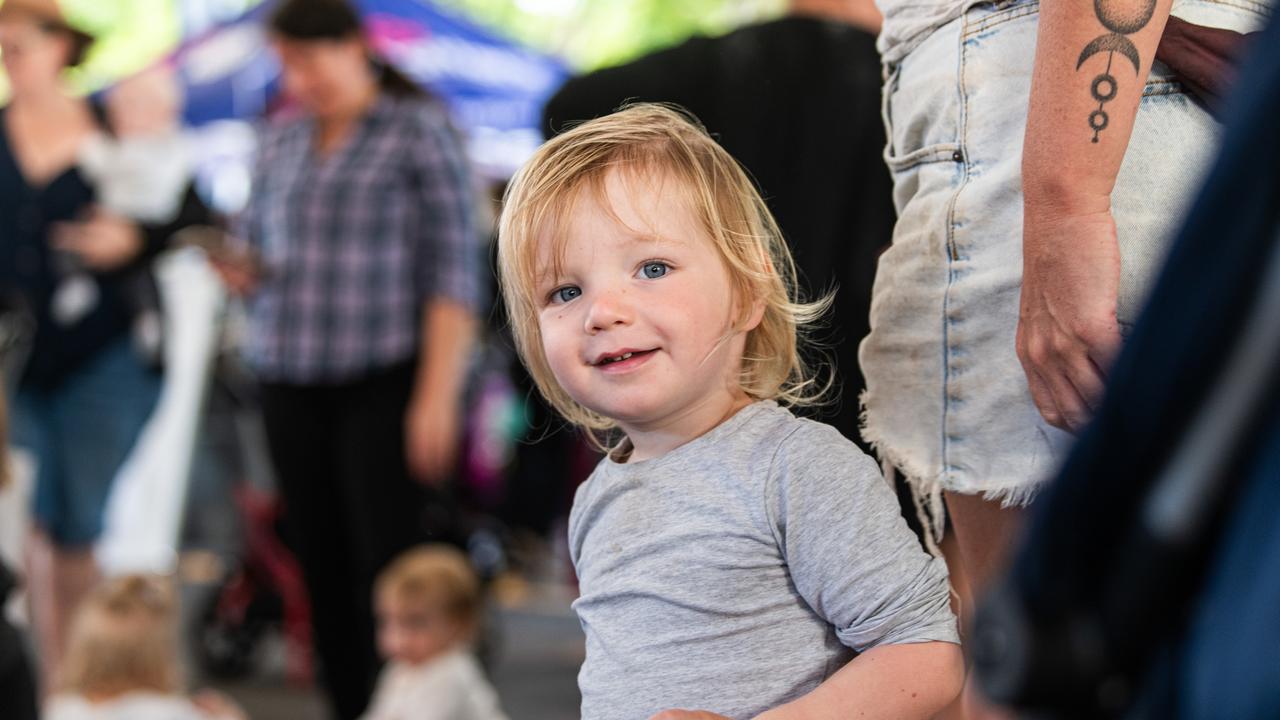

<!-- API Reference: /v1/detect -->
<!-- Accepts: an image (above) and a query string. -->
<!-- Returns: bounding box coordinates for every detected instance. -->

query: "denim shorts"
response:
[858,0,1272,520]
[9,339,161,547]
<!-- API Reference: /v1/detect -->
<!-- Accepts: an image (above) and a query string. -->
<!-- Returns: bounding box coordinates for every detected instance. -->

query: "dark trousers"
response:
[260,361,456,720]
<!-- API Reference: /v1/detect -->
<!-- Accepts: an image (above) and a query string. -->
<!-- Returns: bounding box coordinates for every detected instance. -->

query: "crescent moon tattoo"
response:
[1079,0,1154,143]
[1077,33,1142,74]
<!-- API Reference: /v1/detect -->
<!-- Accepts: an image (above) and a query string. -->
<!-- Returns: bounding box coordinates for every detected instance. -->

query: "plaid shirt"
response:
[238,95,480,384]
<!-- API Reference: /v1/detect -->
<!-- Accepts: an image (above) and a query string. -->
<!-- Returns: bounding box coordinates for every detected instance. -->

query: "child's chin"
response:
[581,397,665,426]
[395,650,444,667]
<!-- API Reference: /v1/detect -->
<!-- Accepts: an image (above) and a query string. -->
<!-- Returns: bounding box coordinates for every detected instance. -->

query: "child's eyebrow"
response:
[622,230,685,247]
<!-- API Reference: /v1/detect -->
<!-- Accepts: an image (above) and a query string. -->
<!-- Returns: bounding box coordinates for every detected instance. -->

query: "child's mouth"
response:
[593,349,656,370]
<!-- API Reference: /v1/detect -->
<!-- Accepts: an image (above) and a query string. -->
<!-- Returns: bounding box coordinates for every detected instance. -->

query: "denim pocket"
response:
[882,23,963,173]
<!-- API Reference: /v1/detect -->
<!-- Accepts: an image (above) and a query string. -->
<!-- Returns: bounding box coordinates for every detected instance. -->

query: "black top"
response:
[543,16,894,440]
[0,109,210,390]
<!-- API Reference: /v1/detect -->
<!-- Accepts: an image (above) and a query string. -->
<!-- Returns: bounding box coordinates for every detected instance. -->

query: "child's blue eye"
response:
[552,286,582,304]
[640,262,669,279]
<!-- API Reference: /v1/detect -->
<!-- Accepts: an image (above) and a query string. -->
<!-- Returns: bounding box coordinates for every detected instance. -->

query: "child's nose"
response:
[584,290,633,333]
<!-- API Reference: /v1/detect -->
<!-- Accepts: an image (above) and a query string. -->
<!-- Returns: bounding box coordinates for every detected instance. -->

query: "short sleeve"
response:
[406,104,482,311]
[766,422,959,652]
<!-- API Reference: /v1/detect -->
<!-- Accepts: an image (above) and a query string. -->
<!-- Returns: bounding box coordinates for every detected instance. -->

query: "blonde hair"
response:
[497,103,829,439]
[375,545,482,630]
[59,574,182,697]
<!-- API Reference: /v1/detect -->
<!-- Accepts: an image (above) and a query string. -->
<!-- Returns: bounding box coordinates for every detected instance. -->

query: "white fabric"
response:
[45,693,223,720]
[361,650,509,720]
[77,131,192,224]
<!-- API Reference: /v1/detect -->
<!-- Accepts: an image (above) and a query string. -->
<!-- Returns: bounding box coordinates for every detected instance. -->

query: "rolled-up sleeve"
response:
[767,423,960,652]
[408,107,482,311]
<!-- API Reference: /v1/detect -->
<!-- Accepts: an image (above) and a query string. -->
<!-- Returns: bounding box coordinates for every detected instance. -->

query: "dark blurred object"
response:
[543,9,892,443]
[1156,16,1260,118]
[0,561,38,720]
[194,483,312,686]
[973,16,1280,719]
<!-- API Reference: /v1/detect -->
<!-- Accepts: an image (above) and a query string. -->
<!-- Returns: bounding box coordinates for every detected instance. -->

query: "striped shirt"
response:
[238,94,480,384]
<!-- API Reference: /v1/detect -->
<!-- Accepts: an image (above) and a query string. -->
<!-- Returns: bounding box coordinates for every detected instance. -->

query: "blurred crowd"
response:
[2,0,1278,718]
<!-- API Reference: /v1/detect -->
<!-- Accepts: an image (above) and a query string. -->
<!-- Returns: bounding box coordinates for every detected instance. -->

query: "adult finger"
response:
[1042,360,1092,433]
[1024,363,1067,431]
[1063,348,1108,414]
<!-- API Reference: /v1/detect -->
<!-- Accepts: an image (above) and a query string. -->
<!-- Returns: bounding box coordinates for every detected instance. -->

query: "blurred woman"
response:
[217,1,481,716]
[0,0,208,688]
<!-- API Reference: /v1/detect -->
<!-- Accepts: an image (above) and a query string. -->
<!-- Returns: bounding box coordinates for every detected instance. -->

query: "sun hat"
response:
[0,0,95,52]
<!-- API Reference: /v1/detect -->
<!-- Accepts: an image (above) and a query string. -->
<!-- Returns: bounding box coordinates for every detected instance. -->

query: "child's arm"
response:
[654,426,966,720]
[755,641,963,720]
[648,642,962,720]
[760,425,964,718]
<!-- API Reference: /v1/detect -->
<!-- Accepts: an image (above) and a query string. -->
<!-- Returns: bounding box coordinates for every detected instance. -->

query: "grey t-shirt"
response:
[568,402,958,720]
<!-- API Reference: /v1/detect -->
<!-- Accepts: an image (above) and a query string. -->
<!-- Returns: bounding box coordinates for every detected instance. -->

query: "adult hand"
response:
[648,711,732,720]
[1016,207,1123,433]
[405,393,460,485]
[207,247,261,296]
[50,207,144,271]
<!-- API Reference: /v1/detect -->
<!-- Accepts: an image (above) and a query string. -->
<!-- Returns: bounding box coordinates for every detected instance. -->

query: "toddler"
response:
[497,103,964,720]
[78,66,192,225]
[45,574,246,720]
[51,67,190,352]
[362,545,508,720]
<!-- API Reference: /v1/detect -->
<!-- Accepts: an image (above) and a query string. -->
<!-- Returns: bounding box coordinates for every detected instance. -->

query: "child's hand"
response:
[648,711,732,720]
[192,689,250,720]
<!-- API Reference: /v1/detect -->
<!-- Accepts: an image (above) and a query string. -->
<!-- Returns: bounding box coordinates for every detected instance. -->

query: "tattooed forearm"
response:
[1078,0,1157,142]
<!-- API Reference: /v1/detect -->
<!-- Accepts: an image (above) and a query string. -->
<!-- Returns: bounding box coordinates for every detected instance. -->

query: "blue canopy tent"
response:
[170,0,569,179]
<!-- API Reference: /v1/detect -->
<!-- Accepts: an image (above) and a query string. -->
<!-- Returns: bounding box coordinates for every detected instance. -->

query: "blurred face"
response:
[534,170,761,435]
[107,69,181,137]
[270,35,372,119]
[375,593,465,666]
[0,17,73,96]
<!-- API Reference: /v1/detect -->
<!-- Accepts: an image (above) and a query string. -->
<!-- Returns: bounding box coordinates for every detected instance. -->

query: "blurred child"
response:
[78,66,192,225]
[497,103,964,720]
[44,574,246,720]
[51,66,192,353]
[362,545,507,720]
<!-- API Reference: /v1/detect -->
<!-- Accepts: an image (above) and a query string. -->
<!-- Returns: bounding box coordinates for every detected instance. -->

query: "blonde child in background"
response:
[44,575,246,720]
[362,545,508,720]
[497,103,964,720]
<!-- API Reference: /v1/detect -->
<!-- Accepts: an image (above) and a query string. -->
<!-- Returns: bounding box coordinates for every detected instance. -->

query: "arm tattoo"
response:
[1078,0,1157,142]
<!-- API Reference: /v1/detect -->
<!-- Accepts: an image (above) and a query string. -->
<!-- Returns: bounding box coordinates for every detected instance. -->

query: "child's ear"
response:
[741,292,766,333]
[739,250,772,332]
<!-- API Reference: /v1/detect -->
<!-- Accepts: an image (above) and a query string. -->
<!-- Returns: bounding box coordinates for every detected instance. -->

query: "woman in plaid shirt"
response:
[216,1,481,717]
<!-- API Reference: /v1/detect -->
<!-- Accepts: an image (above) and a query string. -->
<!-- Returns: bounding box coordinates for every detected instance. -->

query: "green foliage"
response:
[434,0,785,70]
[0,0,782,99]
